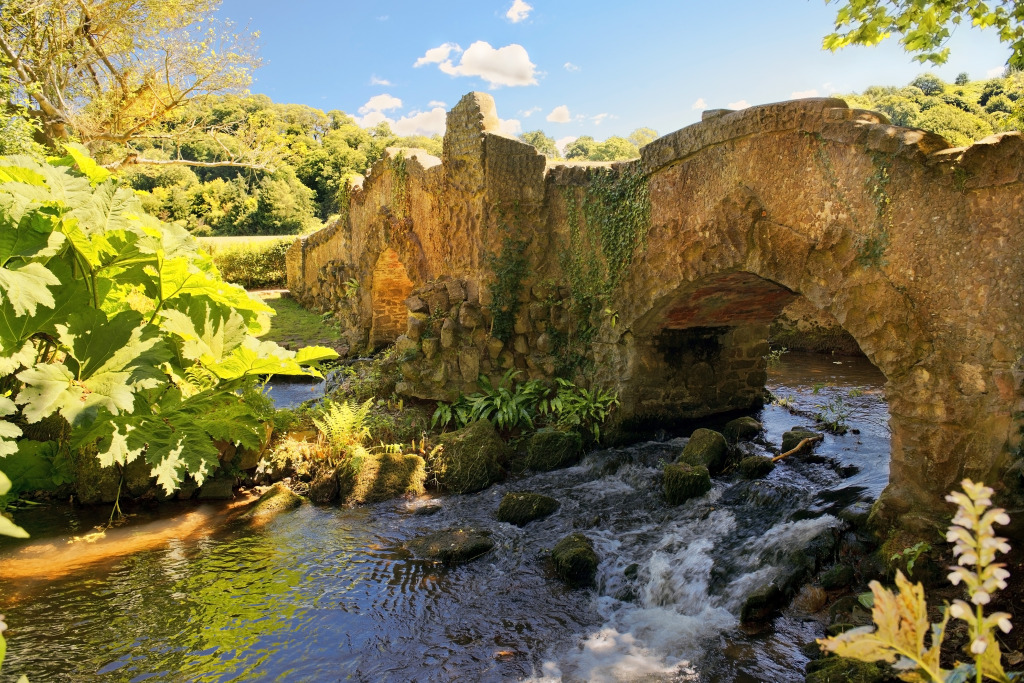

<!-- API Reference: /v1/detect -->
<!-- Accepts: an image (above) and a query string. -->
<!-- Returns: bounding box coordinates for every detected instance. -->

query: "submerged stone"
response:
[242,483,303,521]
[741,582,784,623]
[723,416,762,442]
[820,563,856,590]
[433,420,507,493]
[408,528,494,564]
[496,492,560,527]
[663,463,711,505]
[338,451,426,505]
[524,428,583,472]
[550,532,599,587]
[678,428,729,472]
[197,475,235,500]
[738,455,775,479]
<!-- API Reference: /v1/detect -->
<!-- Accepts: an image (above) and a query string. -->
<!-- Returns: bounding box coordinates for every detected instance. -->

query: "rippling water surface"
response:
[1,351,889,682]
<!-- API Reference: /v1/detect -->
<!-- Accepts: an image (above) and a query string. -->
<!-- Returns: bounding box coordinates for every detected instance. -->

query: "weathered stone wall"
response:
[286,91,1024,529]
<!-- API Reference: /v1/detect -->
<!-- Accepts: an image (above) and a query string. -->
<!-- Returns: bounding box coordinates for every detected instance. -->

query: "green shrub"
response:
[201,237,291,289]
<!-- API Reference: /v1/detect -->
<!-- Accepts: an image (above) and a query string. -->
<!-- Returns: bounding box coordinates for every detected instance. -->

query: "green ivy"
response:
[487,234,529,342]
[857,153,893,267]
[391,151,408,220]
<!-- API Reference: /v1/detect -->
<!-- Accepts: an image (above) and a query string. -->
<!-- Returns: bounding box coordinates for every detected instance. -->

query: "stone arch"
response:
[368,248,415,349]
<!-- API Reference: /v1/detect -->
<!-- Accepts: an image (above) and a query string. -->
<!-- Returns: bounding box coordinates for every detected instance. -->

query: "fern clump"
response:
[312,398,373,466]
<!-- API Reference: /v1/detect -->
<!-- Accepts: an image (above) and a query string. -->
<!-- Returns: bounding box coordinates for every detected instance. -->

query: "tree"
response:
[520,130,560,158]
[589,136,640,161]
[910,73,945,96]
[627,127,659,148]
[824,0,1024,69]
[564,136,596,160]
[0,0,261,166]
[955,71,971,85]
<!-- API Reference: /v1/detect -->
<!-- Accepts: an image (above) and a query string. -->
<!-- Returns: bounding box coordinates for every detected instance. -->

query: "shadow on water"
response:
[1,351,890,682]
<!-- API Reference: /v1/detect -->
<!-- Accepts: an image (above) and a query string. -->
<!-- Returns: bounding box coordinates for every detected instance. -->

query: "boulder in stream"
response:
[738,455,775,480]
[805,656,893,683]
[723,416,762,442]
[338,451,426,505]
[663,463,711,505]
[241,483,303,521]
[408,528,494,564]
[524,428,583,471]
[781,427,822,453]
[550,532,599,587]
[433,420,507,493]
[496,492,560,527]
[678,428,729,472]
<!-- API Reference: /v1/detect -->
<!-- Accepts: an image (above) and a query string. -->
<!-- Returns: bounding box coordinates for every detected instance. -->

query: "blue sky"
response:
[217,0,1012,149]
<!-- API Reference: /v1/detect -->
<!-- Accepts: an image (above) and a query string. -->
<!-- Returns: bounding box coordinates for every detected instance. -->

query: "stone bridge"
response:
[287,92,1024,528]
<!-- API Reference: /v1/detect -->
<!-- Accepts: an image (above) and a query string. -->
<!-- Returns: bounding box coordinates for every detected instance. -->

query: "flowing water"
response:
[1,351,889,682]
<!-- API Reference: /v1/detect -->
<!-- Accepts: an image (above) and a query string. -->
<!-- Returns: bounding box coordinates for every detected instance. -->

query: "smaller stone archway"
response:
[369,248,415,350]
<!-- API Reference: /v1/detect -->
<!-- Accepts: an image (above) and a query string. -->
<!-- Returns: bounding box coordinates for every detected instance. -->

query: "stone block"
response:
[528,302,549,322]
[406,313,427,341]
[459,349,481,383]
[440,318,456,348]
[514,335,529,354]
[459,303,484,329]
[422,337,440,360]
[424,288,449,315]
[535,332,554,354]
[405,295,428,314]
[445,279,466,303]
[486,336,505,359]
[514,308,532,334]
[663,463,712,504]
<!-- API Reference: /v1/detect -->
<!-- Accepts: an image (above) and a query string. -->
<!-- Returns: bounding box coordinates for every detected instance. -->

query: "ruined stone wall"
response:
[286,92,1024,528]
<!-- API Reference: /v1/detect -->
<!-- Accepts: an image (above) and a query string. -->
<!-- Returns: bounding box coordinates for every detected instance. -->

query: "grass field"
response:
[198,235,295,252]
[256,291,346,353]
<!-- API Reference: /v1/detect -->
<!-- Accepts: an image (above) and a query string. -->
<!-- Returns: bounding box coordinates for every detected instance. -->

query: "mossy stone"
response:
[524,428,583,471]
[740,582,784,623]
[72,444,120,504]
[197,475,235,500]
[408,528,494,564]
[723,416,762,442]
[805,656,893,683]
[242,483,303,521]
[337,450,426,505]
[820,563,856,590]
[434,420,507,493]
[551,532,599,587]
[679,428,729,472]
[738,455,775,479]
[663,463,711,505]
[496,492,560,526]
[781,428,821,453]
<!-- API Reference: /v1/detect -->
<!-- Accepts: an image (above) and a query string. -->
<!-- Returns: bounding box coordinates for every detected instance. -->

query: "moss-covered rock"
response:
[679,428,729,472]
[805,656,894,683]
[197,475,235,500]
[524,428,583,472]
[663,463,711,505]
[738,455,775,479]
[496,492,560,526]
[820,563,856,590]
[781,428,822,453]
[308,470,339,504]
[338,450,427,505]
[241,483,303,521]
[723,416,762,442]
[408,528,494,564]
[433,420,507,493]
[551,532,599,587]
[72,444,120,504]
[740,582,784,623]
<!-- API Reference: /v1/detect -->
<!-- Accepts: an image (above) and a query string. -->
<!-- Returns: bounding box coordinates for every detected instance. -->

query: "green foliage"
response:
[201,237,291,289]
[891,541,932,576]
[312,397,373,465]
[564,135,640,161]
[520,130,561,158]
[824,0,1024,69]
[819,479,1018,682]
[816,394,851,433]
[432,372,618,441]
[0,150,337,498]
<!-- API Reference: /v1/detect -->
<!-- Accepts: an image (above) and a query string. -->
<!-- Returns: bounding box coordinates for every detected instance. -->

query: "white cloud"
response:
[436,41,538,88]
[691,98,706,110]
[987,66,1005,77]
[520,106,541,117]
[791,89,819,98]
[555,136,577,155]
[415,43,461,68]
[499,118,522,136]
[370,75,392,86]
[546,105,570,123]
[429,100,447,108]
[390,107,447,137]
[359,94,403,115]
[506,0,532,22]
[564,62,580,72]
[591,113,610,125]
[727,99,750,110]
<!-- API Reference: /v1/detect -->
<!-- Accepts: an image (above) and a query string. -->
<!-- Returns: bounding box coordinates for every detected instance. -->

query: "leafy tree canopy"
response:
[824,0,1024,69]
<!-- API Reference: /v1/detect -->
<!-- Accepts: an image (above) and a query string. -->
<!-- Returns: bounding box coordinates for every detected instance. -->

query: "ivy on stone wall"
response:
[559,164,651,338]
[391,151,408,220]
[487,234,530,342]
[858,153,894,267]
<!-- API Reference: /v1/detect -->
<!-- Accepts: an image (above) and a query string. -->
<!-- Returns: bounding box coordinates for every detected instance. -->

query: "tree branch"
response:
[102,155,271,171]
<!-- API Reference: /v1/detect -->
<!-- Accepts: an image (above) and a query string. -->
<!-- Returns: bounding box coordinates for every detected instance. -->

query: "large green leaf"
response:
[59,143,113,186]
[159,296,249,365]
[0,260,90,353]
[208,337,336,380]
[4,439,59,492]
[0,262,60,317]
[17,310,170,425]
[0,204,67,263]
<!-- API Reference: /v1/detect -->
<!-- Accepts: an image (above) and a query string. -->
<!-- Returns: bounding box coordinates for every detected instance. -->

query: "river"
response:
[0,351,889,682]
